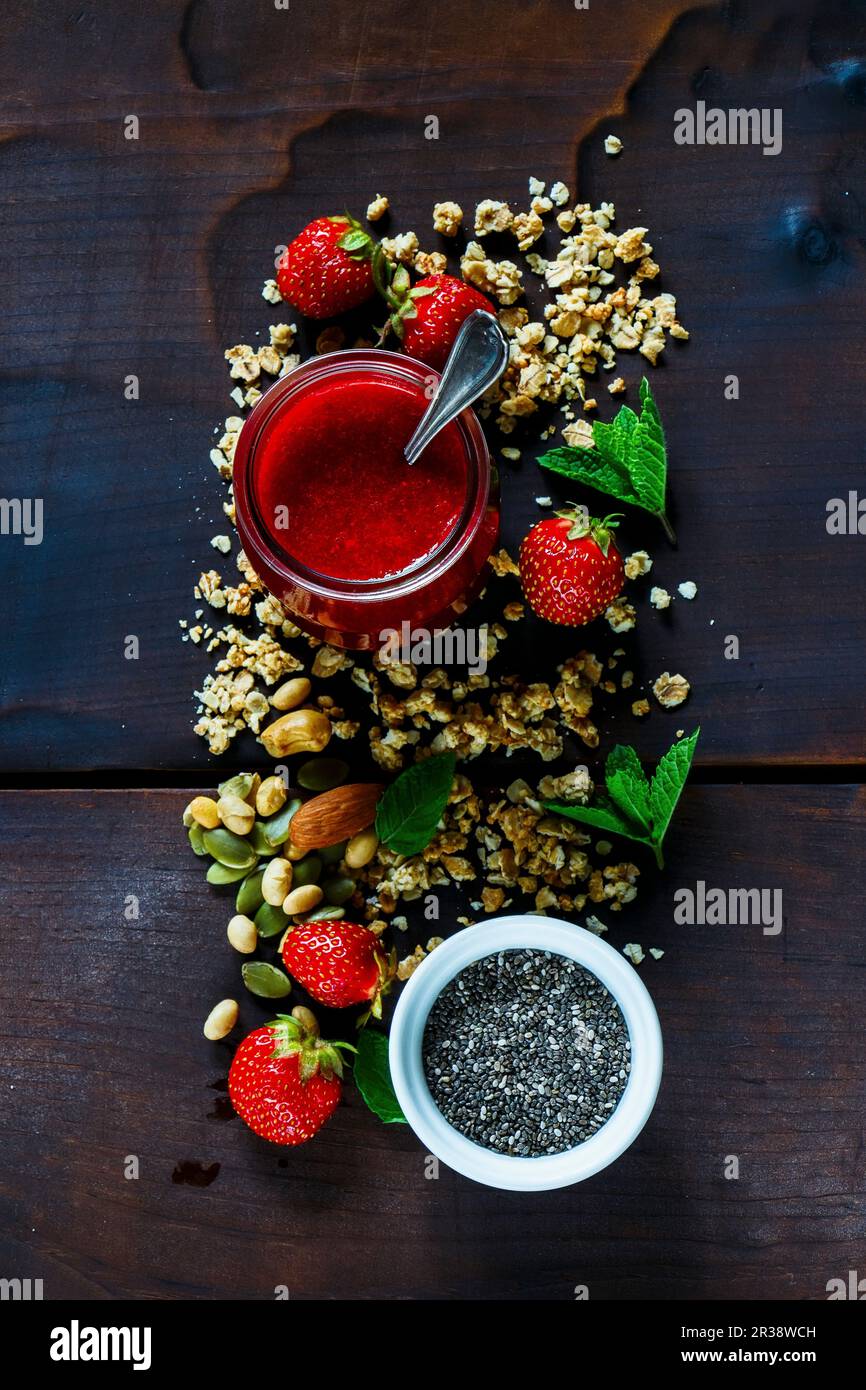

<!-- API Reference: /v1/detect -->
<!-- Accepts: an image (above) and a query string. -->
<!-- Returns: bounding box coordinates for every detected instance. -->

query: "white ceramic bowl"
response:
[388,915,663,1191]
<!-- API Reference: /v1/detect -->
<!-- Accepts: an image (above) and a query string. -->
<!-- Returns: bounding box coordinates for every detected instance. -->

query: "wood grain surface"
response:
[2,0,866,1305]
[1,785,863,1300]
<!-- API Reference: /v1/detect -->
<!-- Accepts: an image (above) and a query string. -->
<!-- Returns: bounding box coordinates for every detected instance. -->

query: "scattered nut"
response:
[284,883,325,916]
[203,998,239,1040]
[260,708,331,758]
[345,826,380,869]
[188,796,220,830]
[256,775,288,818]
[263,857,294,906]
[271,677,312,711]
[227,915,257,954]
[217,792,255,836]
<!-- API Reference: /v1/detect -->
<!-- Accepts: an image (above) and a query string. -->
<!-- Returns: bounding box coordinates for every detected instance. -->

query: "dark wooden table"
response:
[1,0,865,1300]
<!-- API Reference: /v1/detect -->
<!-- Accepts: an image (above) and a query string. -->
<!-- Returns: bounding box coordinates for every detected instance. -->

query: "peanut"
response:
[262,857,293,906]
[227,914,257,954]
[271,676,312,712]
[345,826,379,869]
[256,774,287,818]
[260,708,331,759]
[203,998,239,1040]
[283,883,324,916]
[291,1005,319,1035]
[217,792,255,836]
[189,796,220,830]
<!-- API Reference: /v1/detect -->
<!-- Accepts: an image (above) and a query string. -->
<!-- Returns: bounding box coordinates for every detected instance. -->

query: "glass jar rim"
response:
[232,349,492,604]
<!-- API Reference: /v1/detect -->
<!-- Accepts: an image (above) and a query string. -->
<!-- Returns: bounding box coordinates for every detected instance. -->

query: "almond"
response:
[289,783,384,852]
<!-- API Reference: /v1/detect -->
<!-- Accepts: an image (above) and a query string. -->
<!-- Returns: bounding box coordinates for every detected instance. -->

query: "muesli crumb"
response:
[678,580,698,600]
[604,134,623,156]
[366,194,389,222]
[652,672,690,708]
[650,586,671,610]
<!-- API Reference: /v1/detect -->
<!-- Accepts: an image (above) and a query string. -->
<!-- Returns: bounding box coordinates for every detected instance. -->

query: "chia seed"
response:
[422,949,630,1157]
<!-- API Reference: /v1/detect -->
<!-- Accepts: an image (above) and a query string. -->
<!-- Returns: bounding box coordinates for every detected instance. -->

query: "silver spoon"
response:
[404,309,509,465]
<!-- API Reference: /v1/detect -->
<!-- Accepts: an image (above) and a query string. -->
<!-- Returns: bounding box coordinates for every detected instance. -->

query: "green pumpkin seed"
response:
[236,867,266,916]
[188,824,208,856]
[207,860,251,885]
[202,827,258,870]
[255,901,290,938]
[242,961,292,999]
[304,905,346,921]
[262,797,302,848]
[249,822,280,857]
[297,757,349,792]
[219,772,257,801]
[319,840,347,865]
[292,855,322,887]
[323,874,356,906]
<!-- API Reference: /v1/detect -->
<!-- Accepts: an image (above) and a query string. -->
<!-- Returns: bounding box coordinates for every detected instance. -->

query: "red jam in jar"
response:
[233,350,499,649]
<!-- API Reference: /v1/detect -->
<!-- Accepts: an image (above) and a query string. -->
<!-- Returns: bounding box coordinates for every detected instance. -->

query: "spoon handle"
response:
[404,310,509,465]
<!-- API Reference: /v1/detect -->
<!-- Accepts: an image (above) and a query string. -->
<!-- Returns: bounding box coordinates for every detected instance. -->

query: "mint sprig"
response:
[544,729,699,868]
[375,752,456,857]
[537,378,676,544]
[354,1029,407,1125]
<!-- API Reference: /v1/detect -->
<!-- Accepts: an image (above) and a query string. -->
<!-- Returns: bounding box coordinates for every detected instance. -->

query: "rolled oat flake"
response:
[422,949,630,1157]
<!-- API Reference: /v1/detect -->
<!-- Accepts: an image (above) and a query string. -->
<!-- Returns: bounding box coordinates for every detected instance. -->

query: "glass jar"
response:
[233,349,499,650]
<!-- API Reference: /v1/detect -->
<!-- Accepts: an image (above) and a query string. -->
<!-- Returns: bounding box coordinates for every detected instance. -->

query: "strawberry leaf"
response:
[375,753,456,857]
[354,1029,407,1125]
[537,378,675,543]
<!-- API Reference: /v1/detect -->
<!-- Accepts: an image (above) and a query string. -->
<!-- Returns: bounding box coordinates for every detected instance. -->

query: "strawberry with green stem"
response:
[380,270,494,370]
[228,1007,355,1145]
[277,215,389,319]
[281,918,395,1023]
[519,508,626,626]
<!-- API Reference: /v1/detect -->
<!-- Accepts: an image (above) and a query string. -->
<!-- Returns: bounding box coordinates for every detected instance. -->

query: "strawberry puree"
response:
[253,373,468,581]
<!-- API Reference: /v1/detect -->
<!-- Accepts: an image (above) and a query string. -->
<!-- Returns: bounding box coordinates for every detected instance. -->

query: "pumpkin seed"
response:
[218,772,259,804]
[248,822,279,857]
[323,874,356,906]
[188,824,208,857]
[297,757,349,792]
[262,797,302,848]
[255,901,290,938]
[319,840,347,865]
[305,905,346,921]
[207,860,252,886]
[292,855,322,887]
[242,961,292,999]
[235,867,266,916]
[203,827,258,869]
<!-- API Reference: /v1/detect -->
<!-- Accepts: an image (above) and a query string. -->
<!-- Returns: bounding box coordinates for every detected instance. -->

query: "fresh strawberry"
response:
[228,1009,353,1145]
[281,919,395,1019]
[385,271,494,370]
[519,510,625,626]
[276,215,385,318]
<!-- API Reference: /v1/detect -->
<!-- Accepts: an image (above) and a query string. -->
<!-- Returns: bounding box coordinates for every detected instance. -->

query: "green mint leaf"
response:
[605,744,652,831]
[241,962,292,999]
[375,752,456,856]
[628,378,668,517]
[537,378,674,541]
[648,728,700,865]
[354,1028,407,1124]
[537,446,641,507]
[542,792,652,849]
